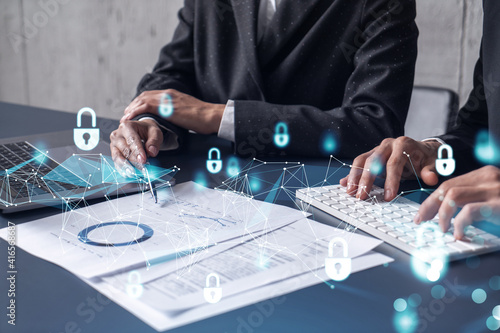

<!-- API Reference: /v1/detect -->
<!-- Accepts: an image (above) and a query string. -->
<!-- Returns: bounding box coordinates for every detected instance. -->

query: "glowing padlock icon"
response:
[274,122,290,148]
[204,273,222,303]
[435,144,455,176]
[159,93,174,118]
[226,156,239,177]
[126,270,143,298]
[411,223,448,282]
[206,147,223,174]
[74,107,100,151]
[325,237,351,281]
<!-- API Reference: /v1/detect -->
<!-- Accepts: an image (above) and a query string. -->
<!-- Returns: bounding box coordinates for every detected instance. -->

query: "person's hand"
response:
[339,137,442,201]
[110,119,162,176]
[120,89,225,135]
[414,165,500,239]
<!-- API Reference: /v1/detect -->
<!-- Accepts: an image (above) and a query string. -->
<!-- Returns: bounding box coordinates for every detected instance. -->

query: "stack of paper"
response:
[0,182,392,331]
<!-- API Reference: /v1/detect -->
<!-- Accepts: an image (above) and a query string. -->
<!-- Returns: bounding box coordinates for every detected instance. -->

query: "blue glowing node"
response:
[472,288,487,304]
[394,298,407,312]
[431,285,446,299]
[487,316,500,331]
[257,253,270,269]
[475,130,500,164]
[481,205,493,218]
[490,276,500,291]
[408,293,422,307]
[466,256,481,269]
[159,93,174,118]
[226,156,240,177]
[393,308,418,333]
[250,178,261,192]
[321,132,337,155]
[194,171,208,187]
[493,305,500,320]
[369,158,383,176]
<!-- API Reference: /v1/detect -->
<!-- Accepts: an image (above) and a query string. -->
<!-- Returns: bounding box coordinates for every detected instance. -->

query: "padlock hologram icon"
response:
[74,107,100,151]
[204,273,222,303]
[325,237,351,281]
[206,147,223,174]
[159,93,174,117]
[226,156,240,177]
[126,270,144,298]
[274,122,290,148]
[435,144,455,176]
[411,223,448,282]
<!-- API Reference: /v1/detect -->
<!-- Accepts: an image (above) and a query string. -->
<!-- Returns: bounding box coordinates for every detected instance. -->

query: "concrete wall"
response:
[0,0,483,121]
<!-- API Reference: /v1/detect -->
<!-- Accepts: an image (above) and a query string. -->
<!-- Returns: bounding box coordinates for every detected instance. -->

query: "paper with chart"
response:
[101,218,383,312]
[92,218,391,331]
[89,251,392,332]
[0,182,308,278]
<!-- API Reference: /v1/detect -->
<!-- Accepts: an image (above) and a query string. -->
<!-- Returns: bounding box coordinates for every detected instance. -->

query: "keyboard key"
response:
[388,231,404,238]
[385,213,401,220]
[447,242,471,253]
[401,205,419,213]
[398,235,414,243]
[378,226,394,233]
[401,216,414,223]
[367,221,385,228]
[359,216,376,223]
[315,195,330,202]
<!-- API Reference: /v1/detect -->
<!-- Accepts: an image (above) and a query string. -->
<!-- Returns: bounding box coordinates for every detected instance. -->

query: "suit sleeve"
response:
[136,0,196,96]
[234,0,418,158]
[438,45,489,174]
[134,0,196,150]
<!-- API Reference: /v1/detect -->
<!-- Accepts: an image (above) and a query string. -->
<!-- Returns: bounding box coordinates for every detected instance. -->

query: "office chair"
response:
[404,86,459,140]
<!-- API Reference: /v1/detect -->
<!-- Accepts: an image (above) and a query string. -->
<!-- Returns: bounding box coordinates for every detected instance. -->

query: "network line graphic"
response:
[3,145,499,333]
[1,148,476,286]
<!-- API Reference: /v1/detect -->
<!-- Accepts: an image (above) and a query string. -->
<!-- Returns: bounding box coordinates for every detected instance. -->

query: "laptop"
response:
[0,130,148,213]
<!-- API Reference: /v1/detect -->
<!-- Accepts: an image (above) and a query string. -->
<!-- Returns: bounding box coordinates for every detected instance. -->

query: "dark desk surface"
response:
[0,102,499,333]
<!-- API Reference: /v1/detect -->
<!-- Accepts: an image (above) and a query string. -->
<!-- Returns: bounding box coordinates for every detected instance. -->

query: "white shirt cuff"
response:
[139,117,179,150]
[218,100,235,142]
[422,137,447,146]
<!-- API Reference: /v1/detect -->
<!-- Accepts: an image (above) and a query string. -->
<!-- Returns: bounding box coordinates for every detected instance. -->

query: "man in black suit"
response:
[110,0,418,168]
[342,0,500,239]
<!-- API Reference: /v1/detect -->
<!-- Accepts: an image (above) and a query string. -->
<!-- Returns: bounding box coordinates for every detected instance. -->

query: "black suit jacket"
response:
[137,0,418,158]
[439,0,500,172]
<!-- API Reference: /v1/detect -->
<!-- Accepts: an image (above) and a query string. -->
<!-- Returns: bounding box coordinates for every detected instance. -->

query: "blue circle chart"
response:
[77,221,154,247]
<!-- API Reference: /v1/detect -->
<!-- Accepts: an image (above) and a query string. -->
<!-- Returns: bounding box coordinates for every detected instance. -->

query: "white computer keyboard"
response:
[296,184,500,262]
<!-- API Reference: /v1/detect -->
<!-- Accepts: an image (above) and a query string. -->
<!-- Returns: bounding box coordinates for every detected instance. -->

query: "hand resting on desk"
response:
[120,89,225,135]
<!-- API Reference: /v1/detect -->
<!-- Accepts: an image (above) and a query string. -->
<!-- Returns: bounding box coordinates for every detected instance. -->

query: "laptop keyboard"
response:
[0,141,80,200]
[296,184,500,262]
